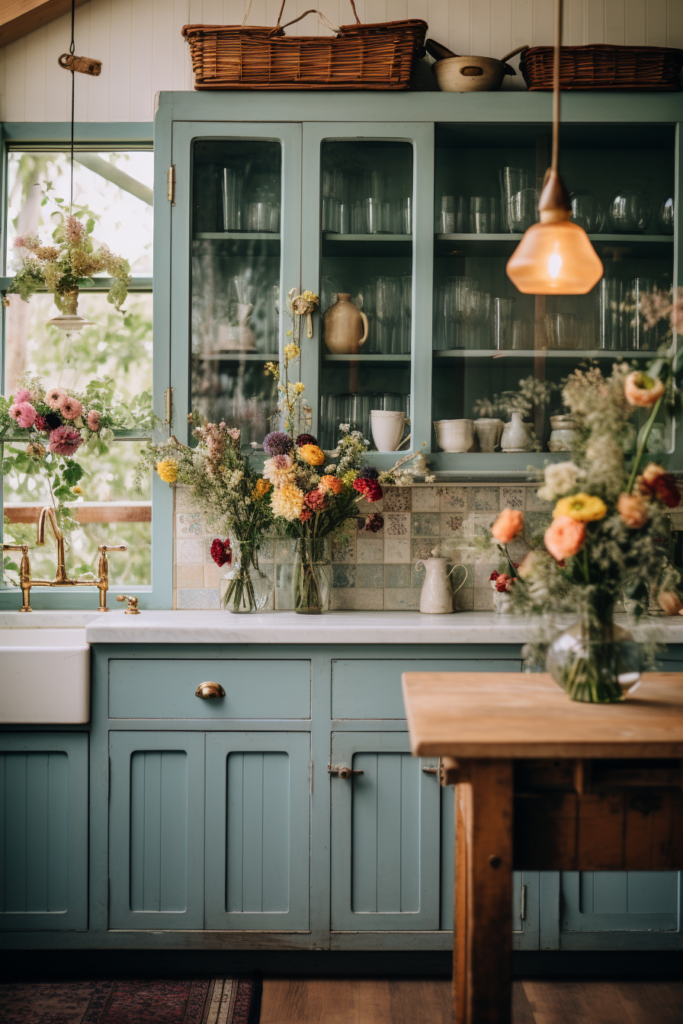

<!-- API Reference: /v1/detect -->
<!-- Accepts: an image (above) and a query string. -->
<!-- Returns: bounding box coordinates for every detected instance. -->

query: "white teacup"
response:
[371,410,405,452]
[434,419,474,453]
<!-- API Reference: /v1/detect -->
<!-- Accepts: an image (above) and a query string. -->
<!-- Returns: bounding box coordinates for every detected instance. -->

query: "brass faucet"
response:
[3,505,127,613]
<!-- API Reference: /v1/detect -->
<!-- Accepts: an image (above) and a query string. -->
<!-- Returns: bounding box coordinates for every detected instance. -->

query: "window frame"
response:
[0,121,172,611]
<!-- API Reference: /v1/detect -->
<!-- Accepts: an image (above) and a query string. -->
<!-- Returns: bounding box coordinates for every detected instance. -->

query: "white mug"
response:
[371,410,405,452]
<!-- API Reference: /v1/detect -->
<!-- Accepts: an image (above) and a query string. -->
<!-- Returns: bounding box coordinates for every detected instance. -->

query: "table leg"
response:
[454,759,514,1024]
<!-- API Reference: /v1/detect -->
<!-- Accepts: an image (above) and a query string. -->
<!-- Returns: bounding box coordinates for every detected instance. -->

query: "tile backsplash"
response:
[172,483,554,611]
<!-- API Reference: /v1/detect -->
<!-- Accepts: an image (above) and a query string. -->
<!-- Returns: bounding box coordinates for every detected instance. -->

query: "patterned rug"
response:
[0,977,261,1024]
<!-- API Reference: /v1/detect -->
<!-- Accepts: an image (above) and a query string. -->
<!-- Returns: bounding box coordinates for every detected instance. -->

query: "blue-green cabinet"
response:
[0,733,88,931]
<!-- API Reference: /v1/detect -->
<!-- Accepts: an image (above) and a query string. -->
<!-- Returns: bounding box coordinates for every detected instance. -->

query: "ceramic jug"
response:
[323,293,369,354]
[415,549,468,614]
[500,411,533,452]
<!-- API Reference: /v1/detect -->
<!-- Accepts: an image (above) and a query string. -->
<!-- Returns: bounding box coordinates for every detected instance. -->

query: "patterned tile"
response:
[357,537,385,564]
[356,564,385,589]
[439,486,468,511]
[385,564,412,588]
[332,588,384,610]
[411,537,438,561]
[356,495,384,514]
[508,536,531,564]
[177,587,220,609]
[475,562,500,587]
[332,564,356,588]
[177,539,204,564]
[384,588,421,611]
[473,487,500,511]
[501,487,525,510]
[175,487,197,512]
[357,513,384,536]
[204,562,223,588]
[455,588,474,611]
[332,529,357,563]
[471,513,497,538]
[411,486,440,511]
[473,587,495,611]
[385,512,410,537]
[440,512,465,537]
[175,512,202,537]
[384,537,411,564]
[411,512,441,537]
[176,563,204,588]
[526,485,551,511]
[383,487,412,511]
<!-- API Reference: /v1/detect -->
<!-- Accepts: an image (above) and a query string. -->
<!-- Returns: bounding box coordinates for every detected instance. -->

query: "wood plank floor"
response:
[260,978,683,1024]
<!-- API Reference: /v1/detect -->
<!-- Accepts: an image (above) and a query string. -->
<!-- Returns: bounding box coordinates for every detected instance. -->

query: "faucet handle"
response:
[98,544,127,554]
[117,594,140,615]
[2,543,30,552]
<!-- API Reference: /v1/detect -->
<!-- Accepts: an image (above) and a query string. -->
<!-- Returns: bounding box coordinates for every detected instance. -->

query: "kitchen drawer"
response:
[331,658,522,719]
[109,659,311,719]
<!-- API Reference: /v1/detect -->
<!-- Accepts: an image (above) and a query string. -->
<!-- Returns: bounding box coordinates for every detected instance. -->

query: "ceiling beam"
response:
[0,0,91,49]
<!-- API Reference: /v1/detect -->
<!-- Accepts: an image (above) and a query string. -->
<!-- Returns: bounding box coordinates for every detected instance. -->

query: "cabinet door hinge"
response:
[108,756,111,800]
[520,884,527,922]
[166,165,176,205]
[163,387,173,426]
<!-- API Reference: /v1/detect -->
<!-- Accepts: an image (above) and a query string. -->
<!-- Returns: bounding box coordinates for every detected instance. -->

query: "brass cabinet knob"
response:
[195,681,225,699]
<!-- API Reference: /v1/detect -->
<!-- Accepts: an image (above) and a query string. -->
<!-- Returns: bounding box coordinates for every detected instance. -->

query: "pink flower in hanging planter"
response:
[9,401,37,429]
[48,425,83,456]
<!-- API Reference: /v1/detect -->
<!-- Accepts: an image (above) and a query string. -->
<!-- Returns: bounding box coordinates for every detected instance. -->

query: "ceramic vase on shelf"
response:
[500,411,534,452]
[548,414,578,453]
[415,550,467,614]
[492,590,514,614]
[219,540,272,613]
[474,417,503,453]
[323,293,369,354]
[433,419,474,453]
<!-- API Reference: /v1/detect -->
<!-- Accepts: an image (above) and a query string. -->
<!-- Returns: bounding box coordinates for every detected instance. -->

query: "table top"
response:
[402,672,683,758]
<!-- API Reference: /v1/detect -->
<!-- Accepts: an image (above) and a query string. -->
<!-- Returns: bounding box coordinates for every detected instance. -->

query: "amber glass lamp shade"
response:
[506,214,604,295]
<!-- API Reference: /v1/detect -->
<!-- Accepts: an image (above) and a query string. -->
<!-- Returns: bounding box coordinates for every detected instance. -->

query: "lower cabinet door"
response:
[330,732,440,930]
[205,732,311,930]
[109,731,205,929]
[0,733,88,931]
[560,871,681,947]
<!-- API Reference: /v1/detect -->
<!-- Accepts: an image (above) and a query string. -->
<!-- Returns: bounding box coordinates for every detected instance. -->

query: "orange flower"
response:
[544,515,586,562]
[617,492,649,529]
[298,443,325,466]
[491,508,524,544]
[319,474,343,495]
[624,370,665,407]
[658,591,683,616]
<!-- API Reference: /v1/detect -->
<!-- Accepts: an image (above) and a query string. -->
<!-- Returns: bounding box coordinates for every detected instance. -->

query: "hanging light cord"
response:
[551,0,562,174]
[69,0,75,213]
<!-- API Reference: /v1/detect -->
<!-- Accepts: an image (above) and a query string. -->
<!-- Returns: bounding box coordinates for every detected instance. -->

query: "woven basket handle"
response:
[269,0,360,36]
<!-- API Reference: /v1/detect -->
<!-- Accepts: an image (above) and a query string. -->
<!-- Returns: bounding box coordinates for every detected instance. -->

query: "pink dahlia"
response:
[46,386,68,411]
[9,401,37,429]
[86,410,101,431]
[60,396,83,421]
[13,387,31,404]
[48,425,83,456]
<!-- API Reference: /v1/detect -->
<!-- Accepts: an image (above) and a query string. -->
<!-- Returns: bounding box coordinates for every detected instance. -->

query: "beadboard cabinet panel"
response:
[561,871,679,934]
[0,734,88,931]
[109,731,205,929]
[205,732,311,929]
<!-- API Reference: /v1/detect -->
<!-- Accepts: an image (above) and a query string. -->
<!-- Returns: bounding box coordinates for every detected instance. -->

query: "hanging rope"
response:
[69,0,75,213]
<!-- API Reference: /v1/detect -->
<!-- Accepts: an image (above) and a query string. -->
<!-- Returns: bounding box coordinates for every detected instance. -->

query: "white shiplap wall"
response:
[1,0,683,122]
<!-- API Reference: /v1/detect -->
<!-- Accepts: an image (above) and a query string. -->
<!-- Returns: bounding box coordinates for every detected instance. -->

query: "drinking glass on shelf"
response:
[347,394,372,438]
[500,167,530,232]
[596,278,627,351]
[545,312,577,349]
[438,195,455,233]
[373,392,404,411]
[609,190,651,233]
[470,196,492,234]
[659,197,675,235]
[397,275,412,353]
[569,190,604,233]
[445,276,478,345]
[508,189,538,233]
[222,168,243,231]
[371,276,399,352]
[493,298,516,349]
[629,277,658,351]
[511,320,534,350]
[398,196,412,235]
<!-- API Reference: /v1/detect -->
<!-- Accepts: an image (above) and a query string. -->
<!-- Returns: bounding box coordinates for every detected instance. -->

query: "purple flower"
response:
[263,431,293,456]
[358,466,379,481]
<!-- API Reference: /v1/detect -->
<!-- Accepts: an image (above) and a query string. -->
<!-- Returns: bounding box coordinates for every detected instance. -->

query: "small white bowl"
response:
[434,419,474,453]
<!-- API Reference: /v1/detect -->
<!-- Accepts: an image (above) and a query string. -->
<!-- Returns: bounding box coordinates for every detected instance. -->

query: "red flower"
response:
[299,509,312,522]
[489,570,500,581]
[34,415,48,431]
[364,512,384,533]
[639,463,680,508]
[304,488,328,511]
[494,573,514,593]
[365,481,382,503]
[210,538,232,567]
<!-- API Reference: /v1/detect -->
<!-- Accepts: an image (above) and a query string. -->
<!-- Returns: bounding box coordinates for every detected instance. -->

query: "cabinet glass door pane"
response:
[432,124,675,460]
[319,141,413,451]
[190,139,282,443]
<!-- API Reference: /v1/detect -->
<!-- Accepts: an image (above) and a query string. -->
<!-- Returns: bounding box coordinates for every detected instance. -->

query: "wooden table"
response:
[401,671,683,1024]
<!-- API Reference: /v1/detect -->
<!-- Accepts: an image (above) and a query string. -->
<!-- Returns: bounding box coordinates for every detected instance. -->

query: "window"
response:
[1,144,156,598]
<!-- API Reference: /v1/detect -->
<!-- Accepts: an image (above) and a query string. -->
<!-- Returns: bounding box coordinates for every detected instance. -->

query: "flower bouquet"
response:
[487,352,682,702]
[138,422,274,612]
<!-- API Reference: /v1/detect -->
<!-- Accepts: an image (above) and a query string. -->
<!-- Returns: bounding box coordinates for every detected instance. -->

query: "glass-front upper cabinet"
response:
[170,123,302,445]
[431,123,675,468]
[302,124,433,460]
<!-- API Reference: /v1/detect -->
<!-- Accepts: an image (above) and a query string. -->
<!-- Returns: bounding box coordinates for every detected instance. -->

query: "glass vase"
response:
[293,536,331,614]
[219,542,272,613]
[546,614,642,703]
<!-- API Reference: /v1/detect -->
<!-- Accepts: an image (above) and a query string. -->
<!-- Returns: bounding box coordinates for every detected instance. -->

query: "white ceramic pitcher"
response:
[415,549,468,614]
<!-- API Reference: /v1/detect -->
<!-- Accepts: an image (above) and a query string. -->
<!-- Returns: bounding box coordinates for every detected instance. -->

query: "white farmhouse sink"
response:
[0,628,90,724]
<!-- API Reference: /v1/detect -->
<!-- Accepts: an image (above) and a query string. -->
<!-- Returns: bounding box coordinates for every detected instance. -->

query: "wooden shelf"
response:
[193,352,278,361]
[435,232,674,259]
[433,348,655,360]
[322,353,410,362]
[195,232,280,240]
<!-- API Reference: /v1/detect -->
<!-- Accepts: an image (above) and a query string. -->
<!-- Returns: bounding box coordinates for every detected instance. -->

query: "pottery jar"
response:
[548,414,578,453]
[415,549,468,614]
[501,411,534,452]
[370,410,405,452]
[323,293,369,354]
[434,419,474,453]
[474,417,504,452]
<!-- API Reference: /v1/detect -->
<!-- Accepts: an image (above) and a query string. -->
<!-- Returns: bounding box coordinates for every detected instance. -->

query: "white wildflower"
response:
[537,461,583,502]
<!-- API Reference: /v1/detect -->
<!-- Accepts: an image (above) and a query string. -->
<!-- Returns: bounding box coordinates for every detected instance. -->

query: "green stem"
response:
[626,394,664,495]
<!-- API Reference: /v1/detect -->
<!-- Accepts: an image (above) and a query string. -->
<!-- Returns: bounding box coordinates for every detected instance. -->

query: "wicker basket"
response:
[520,44,683,91]
[182,0,427,91]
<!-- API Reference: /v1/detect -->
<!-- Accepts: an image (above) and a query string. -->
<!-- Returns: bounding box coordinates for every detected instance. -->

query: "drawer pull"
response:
[422,766,439,775]
[195,681,225,699]
[328,764,363,779]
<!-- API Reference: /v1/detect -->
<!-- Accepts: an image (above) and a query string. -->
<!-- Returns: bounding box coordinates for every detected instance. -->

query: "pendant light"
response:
[49,0,94,335]
[506,0,603,295]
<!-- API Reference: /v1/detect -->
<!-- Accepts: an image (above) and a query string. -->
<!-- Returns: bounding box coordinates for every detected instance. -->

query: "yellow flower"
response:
[284,342,300,361]
[71,485,83,495]
[342,470,356,486]
[301,290,319,306]
[156,458,178,483]
[553,492,607,522]
[271,482,304,521]
[298,443,325,466]
[252,478,272,500]
[294,382,305,394]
